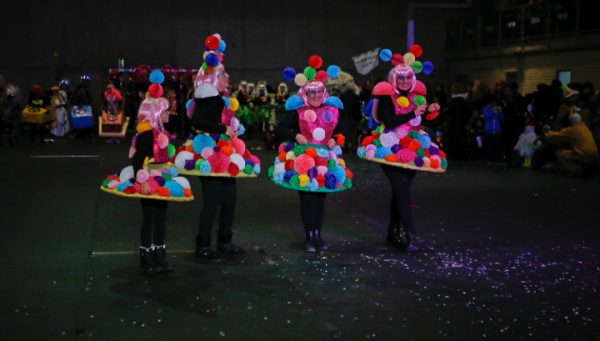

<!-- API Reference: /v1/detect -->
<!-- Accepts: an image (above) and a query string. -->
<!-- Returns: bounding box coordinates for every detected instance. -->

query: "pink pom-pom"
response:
[293,154,316,174]
[136,169,150,183]
[230,137,246,156]
[366,149,376,160]
[396,149,416,163]
[249,155,260,166]
[365,144,377,153]
[317,166,328,175]
[395,125,410,138]
[147,178,159,193]
[422,157,431,168]
[278,143,286,153]
[379,132,399,147]
[134,182,142,193]
[201,146,214,160]
[372,82,395,96]
[108,180,119,189]
[150,170,162,177]
[208,151,230,173]
[414,80,427,96]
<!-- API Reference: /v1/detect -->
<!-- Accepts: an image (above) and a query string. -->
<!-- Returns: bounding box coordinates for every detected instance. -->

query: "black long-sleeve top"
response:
[190,96,227,134]
[132,130,153,174]
[276,108,342,142]
[375,94,417,129]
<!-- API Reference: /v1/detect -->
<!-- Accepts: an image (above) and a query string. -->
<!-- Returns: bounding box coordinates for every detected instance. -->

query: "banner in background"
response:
[352,48,380,75]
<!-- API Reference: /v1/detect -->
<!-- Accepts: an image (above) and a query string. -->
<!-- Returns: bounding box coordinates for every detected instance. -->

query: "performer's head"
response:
[389,64,416,93]
[138,95,169,131]
[194,63,229,94]
[299,80,328,108]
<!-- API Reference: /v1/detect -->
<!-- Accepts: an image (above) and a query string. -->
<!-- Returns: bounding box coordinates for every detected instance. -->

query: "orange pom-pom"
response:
[221,145,233,156]
[336,134,346,146]
[157,187,171,197]
[408,140,421,151]
[305,147,318,158]
[217,140,229,148]
[185,145,194,152]
[184,188,192,197]
[345,169,354,180]
[400,136,411,148]
[385,154,398,162]
[278,152,287,162]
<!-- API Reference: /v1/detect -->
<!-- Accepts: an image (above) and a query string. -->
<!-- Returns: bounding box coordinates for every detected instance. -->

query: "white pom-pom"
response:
[119,166,134,182]
[312,128,326,141]
[294,73,307,87]
[174,151,194,169]
[172,176,191,189]
[229,153,245,170]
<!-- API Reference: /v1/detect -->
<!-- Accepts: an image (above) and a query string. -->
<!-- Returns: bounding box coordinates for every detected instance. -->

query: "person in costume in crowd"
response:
[253,81,275,149]
[50,85,70,137]
[271,56,352,252]
[269,82,289,148]
[358,45,446,251]
[178,33,257,259]
[70,75,94,139]
[101,83,124,143]
[27,83,50,144]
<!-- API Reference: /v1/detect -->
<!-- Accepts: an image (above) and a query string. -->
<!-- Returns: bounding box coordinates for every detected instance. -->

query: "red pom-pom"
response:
[217,140,229,148]
[124,186,136,194]
[391,53,404,66]
[244,150,252,158]
[409,44,423,58]
[193,153,201,160]
[361,135,375,147]
[408,140,421,151]
[148,83,163,98]
[315,70,329,82]
[430,158,440,169]
[414,80,427,96]
[399,136,411,148]
[425,149,431,157]
[278,152,287,162]
[284,160,294,171]
[221,145,233,156]
[308,55,323,69]
[208,152,230,173]
[184,188,192,197]
[385,154,398,162]
[425,111,439,121]
[293,154,316,174]
[439,151,447,158]
[345,169,353,180]
[107,175,119,181]
[228,163,240,176]
[335,134,346,146]
[316,174,325,187]
[205,35,220,50]
[185,145,194,152]
[157,187,171,197]
[315,157,328,167]
[305,147,318,158]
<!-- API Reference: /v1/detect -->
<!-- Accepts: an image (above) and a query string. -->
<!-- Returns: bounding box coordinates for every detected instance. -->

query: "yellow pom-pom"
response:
[397,96,410,108]
[230,97,239,111]
[403,52,416,65]
[338,158,346,168]
[286,150,295,160]
[298,174,310,187]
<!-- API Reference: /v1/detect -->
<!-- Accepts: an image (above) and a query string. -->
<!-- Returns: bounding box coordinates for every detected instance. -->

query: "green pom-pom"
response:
[267,166,274,177]
[343,178,352,189]
[102,178,112,188]
[163,173,172,182]
[411,61,423,74]
[303,67,316,80]
[168,144,176,158]
[376,125,384,134]
[414,95,427,106]
[441,158,448,169]
[220,134,229,140]
[374,139,383,147]
[328,159,336,171]
[195,159,204,170]
[290,175,301,188]
[293,144,305,156]
[416,148,426,158]
[408,131,419,139]
[202,63,208,70]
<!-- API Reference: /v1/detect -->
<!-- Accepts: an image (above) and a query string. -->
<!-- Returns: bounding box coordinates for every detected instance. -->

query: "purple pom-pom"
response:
[213,146,221,152]
[414,157,424,167]
[211,133,220,141]
[285,142,295,152]
[391,144,402,153]
[154,176,166,186]
[308,167,318,179]
[284,170,295,183]
[325,172,338,190]
[429,146,439,155]
[184,159,196,170]
[245,159,254,167]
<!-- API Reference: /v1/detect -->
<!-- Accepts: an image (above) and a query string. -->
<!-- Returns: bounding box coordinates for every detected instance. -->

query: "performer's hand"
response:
[295,134,308,145]
[140,182,152,195]
[428,103,440,112]
[415,105,427,116]
[327,138,336,149]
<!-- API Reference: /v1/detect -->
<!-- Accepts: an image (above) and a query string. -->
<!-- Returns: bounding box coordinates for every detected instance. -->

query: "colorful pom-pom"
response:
[422,61,434,75]
[304,109,317,122]
[326,65,340,78]
[193,134,216,154]
[164,180,184,197]
[409,44,423,57]
[414,95,427,106]
[208,152,230,173]
[411,61,423,74]
[200,161,212,174]
[230,97,240,111]
[305,147,317,158]
[294,74,307,87]
[149,70,165,84]
[391,53,404,66]
[303,67,316,81]
[294,154,316,174]
[308,55,323,69]
[136,169,150,183]
[403,52,416,65]
[315,70,329,82]
[312,128,326,141]
[217,39,227,53]
[397,96,410,108]
[298,174,310,187]
[222,96,231,109]
[157,186,171,197]
[228,163,240,176]
[283,67,296,81]
[168,144,176,158]
[148,83,163,98]
[379,48,393,62]
[397,148,416,163]
[205,35,220,50]
[324,173,338,190]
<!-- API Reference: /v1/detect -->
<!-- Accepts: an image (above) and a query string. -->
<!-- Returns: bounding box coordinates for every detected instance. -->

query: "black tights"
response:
[197,177,237,246]
[381,165,416,233]
[298,191,327,234]
[140,199,168,248]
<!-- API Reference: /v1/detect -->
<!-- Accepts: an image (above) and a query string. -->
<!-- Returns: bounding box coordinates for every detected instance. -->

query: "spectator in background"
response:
[359,78,373,104]
[500,82,525,165]
[443,82,470,160]
[483,95,504,165]
[338,80,361,152]
[2,84,21,144]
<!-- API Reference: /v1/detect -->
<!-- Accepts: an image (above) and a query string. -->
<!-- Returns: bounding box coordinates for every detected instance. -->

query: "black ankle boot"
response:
[154,246,173,273]
[217,243,246,255]
[386,225,406,247]
[139,248,157,275]
[305,230,318,253]
[314,229,329,250]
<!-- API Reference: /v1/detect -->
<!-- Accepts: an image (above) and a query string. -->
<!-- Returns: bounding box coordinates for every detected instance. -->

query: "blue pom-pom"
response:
[324,172,338,190]
[149,70,165,84]
[285,95,305,110]
[253,164,261,175]
[375,147,392,158]
[309,178,319,191]
[238,124,246,135]
[324,96,344,109]
[185,99,193,110]
[217,39,227,53]
[222,96,231,109]
[333,145,342,156]
[205,52,220,67]
[200,161,212,174]
[274,171,284,184]
[417,134,432,149]
[423,61,434,75]
[317,148,329,158]
[164,180,184,197]
[284,170,295,183]
[283,67,296,81]
[379,48,392,62]
[363,99,374,118]
[357,147,366,158]
[117,181,132,192]
[333,166,346,183]
[169,167,179,177]
[391,144,402,153]
[326,65,340,78]
[192,134,216,154]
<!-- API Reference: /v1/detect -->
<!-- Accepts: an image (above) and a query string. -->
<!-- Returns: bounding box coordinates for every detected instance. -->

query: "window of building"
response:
[556,70,571,85]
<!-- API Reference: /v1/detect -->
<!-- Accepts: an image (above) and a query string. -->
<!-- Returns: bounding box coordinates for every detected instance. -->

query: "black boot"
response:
[153,246,173,273]
[139,247,158,275]
[386,225,406,247]
[314,228,329,250]
[194,236,221,260]
[305,230,318,253]
[217,243,246,255]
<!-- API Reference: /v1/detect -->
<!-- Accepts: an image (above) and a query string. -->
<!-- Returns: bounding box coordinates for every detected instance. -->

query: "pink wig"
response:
[389,64,416,93]
[298,80,328,106]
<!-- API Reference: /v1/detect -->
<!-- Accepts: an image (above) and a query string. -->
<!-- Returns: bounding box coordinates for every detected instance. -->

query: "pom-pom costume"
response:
[513,125,541,168]
[100,71,194,275]
[49,86,70,137]
[182,33,251,259]
[358,45,445,250]
[270,56,352,252]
